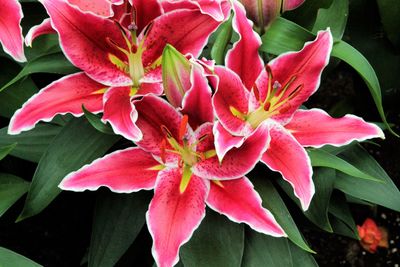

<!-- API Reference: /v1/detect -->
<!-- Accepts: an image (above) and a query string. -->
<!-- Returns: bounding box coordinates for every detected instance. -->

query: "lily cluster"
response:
[2,0,384,266]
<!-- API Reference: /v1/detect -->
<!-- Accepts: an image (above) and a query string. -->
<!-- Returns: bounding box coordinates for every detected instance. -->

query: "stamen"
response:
[212,180,224,188]
[179,164,192,193]
[179,115,189,141]
[230,106,246,121]
[160,139,167,163]
[252,83,260,102]
[161,125,173,139]
[106,37,130,56]
[147,164,165,171]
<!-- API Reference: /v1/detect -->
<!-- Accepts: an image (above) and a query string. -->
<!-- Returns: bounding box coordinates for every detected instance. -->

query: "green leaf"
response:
[329,192,359,239]
[308,148,381,181]
[82,106,115,135]
[277,168,335,232]
[17,118,119,220]
[0,247,42,267]
[312,0,349,39]
[0,174,29,217]
[334,145,400,212]
[0,53,78,93]
[252,178,314,252]
[260,17,314,55]
[377,0,400,48]
[242,231,317,267]
[260,17,395,136]
[0,77,38,118]
[0,143,17,161]
[304,168,335,232]
[0,58,38,118]
[211,14,233,65]
[331,41,397,136]
[0,125,62,163]
[181,209,244,267]
[89,191,150,267]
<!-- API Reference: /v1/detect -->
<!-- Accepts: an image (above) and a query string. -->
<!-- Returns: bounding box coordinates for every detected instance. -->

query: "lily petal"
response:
[39,0,131,86]
[0,0,26,62]
[182,62,214,129]
[282,0,305,12]
[148,168,208,267]
[135,95,182,156]
[193,122,270,180]
[59,147,159,192]
[261,30,333,123]
[131,0,162,33]
[160,0,230,22]
[9,72,105,135]
[212,66,251,136]
[141,9,222,66]
[207,177,285,237]
[285,108,385,147]
[226,1,263,90]
[102,86,142,142]
[25,18,56,47]
[68,0,115,17]
[238,0,280,29]
[213,121,245,162]
[261,122,314,210]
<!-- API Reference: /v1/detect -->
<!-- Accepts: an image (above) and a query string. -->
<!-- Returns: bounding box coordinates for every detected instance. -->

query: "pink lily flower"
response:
[59,95,285,267]
[0,0,26,62]
[9,0,230,142]
[213,20,384,210]
[239,0,305,30]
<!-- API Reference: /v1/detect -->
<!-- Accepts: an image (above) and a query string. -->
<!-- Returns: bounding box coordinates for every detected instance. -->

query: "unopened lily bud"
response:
[239,0,305,31]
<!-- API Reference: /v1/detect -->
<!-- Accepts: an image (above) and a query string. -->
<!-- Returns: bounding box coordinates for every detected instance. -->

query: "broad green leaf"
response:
[89,191,150,267]
[377,0,400,48]
[0,125,62,163]
[242,231,317,267]
[0,143,17,161]
[82,106,115,135]
[331,41,396,136]
[312,0,349,39]
[252,177,314,252]
[260,17,395,135]
[211,14,233,65]
[283,0,331,30]
[308,148,380,181]
[277,168,335,232]
[329,215,357,239]
[0,53,78,93]
[18,118,119,220]
[25,35,61,60]
[0,247,42,267]
[0,174,29,217]
[0,58,38,118]
[334,145,400,212]
[181,209,244,267]
[303,168,335,232]
[329,192,358,239]
[260,17,314,55]
[0,77,38,118]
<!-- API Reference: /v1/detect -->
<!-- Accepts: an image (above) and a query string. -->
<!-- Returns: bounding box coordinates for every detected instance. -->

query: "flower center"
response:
[230,66,302,129]
[160,115,215,193]
[107,21,161,91]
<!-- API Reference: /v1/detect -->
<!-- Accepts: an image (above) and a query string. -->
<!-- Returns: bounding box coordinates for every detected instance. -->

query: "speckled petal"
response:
[9,72,105,135]
[147,168,208,267]
[59,147,159,192]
